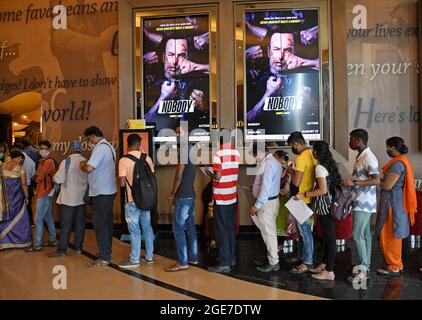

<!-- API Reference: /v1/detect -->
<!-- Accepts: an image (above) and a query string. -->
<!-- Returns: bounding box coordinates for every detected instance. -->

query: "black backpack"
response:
[124,153,157,211]
[330,185,354,220]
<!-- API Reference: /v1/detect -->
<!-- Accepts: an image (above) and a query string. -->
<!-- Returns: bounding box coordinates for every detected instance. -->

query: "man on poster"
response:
[144,37,210,133]
[246,32,320,136]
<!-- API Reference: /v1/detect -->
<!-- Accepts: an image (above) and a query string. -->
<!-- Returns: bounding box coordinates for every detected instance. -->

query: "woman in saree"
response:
[375,137,417,276]
[0,151,31,249]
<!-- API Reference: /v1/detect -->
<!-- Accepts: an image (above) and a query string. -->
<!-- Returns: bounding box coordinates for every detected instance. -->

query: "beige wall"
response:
[118,0,350,225]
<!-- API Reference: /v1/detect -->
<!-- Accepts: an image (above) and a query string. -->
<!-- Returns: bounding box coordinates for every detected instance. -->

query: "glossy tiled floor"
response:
[153,231,422,300]
[1,228,421,300]
[0,230,323,300]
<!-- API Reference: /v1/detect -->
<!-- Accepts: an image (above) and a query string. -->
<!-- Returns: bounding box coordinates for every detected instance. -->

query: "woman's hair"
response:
[10,150,25,160]
[274,150,289,162]
[386,136,409,155]
[312,141,342,195]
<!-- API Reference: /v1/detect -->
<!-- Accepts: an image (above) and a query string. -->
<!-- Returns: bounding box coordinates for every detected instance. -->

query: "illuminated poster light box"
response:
[242,7,323,141]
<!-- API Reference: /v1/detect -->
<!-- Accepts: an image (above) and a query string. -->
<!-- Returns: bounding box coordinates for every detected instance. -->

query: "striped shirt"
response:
[212,145,240,206]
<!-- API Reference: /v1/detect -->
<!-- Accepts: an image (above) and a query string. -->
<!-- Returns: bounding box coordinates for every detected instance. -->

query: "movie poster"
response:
[142,15,210,141]
[244,9,321,140]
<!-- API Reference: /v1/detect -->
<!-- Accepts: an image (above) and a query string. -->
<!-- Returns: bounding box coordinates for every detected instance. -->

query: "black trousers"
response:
[27,182,35,225]
[92,194,116,262]
[58,204,86,253]
[319,214,337,272]
[213,203,236,266]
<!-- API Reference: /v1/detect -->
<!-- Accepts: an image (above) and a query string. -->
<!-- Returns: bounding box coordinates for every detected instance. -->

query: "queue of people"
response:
[1,126,422,281]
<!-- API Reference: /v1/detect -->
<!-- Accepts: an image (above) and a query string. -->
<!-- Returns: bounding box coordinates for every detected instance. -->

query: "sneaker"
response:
[75,249,82,254]
[208,265,231,273]
[188,261,199,266]
[25,246,42,252]
[47,251,66,258]
[142,257,154,264]
[257,263,280,273]
[118,260,140,269]
[254,258,268,266]
[88,259,110,268]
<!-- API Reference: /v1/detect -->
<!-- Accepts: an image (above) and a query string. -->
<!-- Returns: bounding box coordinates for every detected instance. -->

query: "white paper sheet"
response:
[285,198,313,225]
[199,166,213,177]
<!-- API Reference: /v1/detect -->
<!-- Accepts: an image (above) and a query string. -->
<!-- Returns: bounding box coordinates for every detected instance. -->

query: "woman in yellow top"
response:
[0,151,31,249]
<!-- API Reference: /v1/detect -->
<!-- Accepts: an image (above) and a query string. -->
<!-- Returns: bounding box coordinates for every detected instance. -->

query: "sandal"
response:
[310,264,326,274]
[377,267,400,277]
[290,263,310,274]
[165,263,189,272]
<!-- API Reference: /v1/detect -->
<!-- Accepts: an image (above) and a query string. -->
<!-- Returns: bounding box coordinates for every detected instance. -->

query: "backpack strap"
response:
[122,153,140,191]
[99,142,116,163]
[124,154,139,163]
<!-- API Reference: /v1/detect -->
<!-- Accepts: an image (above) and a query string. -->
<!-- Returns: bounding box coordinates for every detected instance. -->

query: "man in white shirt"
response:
[343,129,380,283]
[48,141,88,257]
[80,126,116,267]
[250,144,282,272]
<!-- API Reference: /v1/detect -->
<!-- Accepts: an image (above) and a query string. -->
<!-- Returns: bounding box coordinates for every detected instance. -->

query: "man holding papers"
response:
[250,144,283,272]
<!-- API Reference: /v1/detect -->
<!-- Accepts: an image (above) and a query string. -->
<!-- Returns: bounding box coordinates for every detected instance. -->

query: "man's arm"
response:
[168,164,185,201]
[145,81,176,121]
[206,167,222,181]
[53,160,66,184]
[247,76,283,122]
[80,161,94,173]
[119,177,126,188]
[253,162,273,211]
[290,170,303,197]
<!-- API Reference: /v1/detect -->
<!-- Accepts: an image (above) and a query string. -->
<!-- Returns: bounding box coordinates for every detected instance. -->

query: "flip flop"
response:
[377,267,400,277]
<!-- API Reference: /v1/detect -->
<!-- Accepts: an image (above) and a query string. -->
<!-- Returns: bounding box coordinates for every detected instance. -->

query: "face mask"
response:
[349,141,358,150]
[0,152,4,159]
[39,150,50,158]
[291,147,299,155]
[386,150,395,158]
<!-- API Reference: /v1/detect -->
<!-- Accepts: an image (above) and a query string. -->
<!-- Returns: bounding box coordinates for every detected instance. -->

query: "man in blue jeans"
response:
[26,140,57,252]
[117,134,155,268]
[165,144,198,272]
[287,132,317,274]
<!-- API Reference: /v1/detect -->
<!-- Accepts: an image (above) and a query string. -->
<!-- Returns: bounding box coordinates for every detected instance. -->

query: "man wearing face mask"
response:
[26,140,58,252]
[342,129,380,283]
[80,126,116,267]
[287,131,317,274]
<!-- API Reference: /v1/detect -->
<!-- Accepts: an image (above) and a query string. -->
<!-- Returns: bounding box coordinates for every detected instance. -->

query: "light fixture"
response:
[22,115,28,119]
